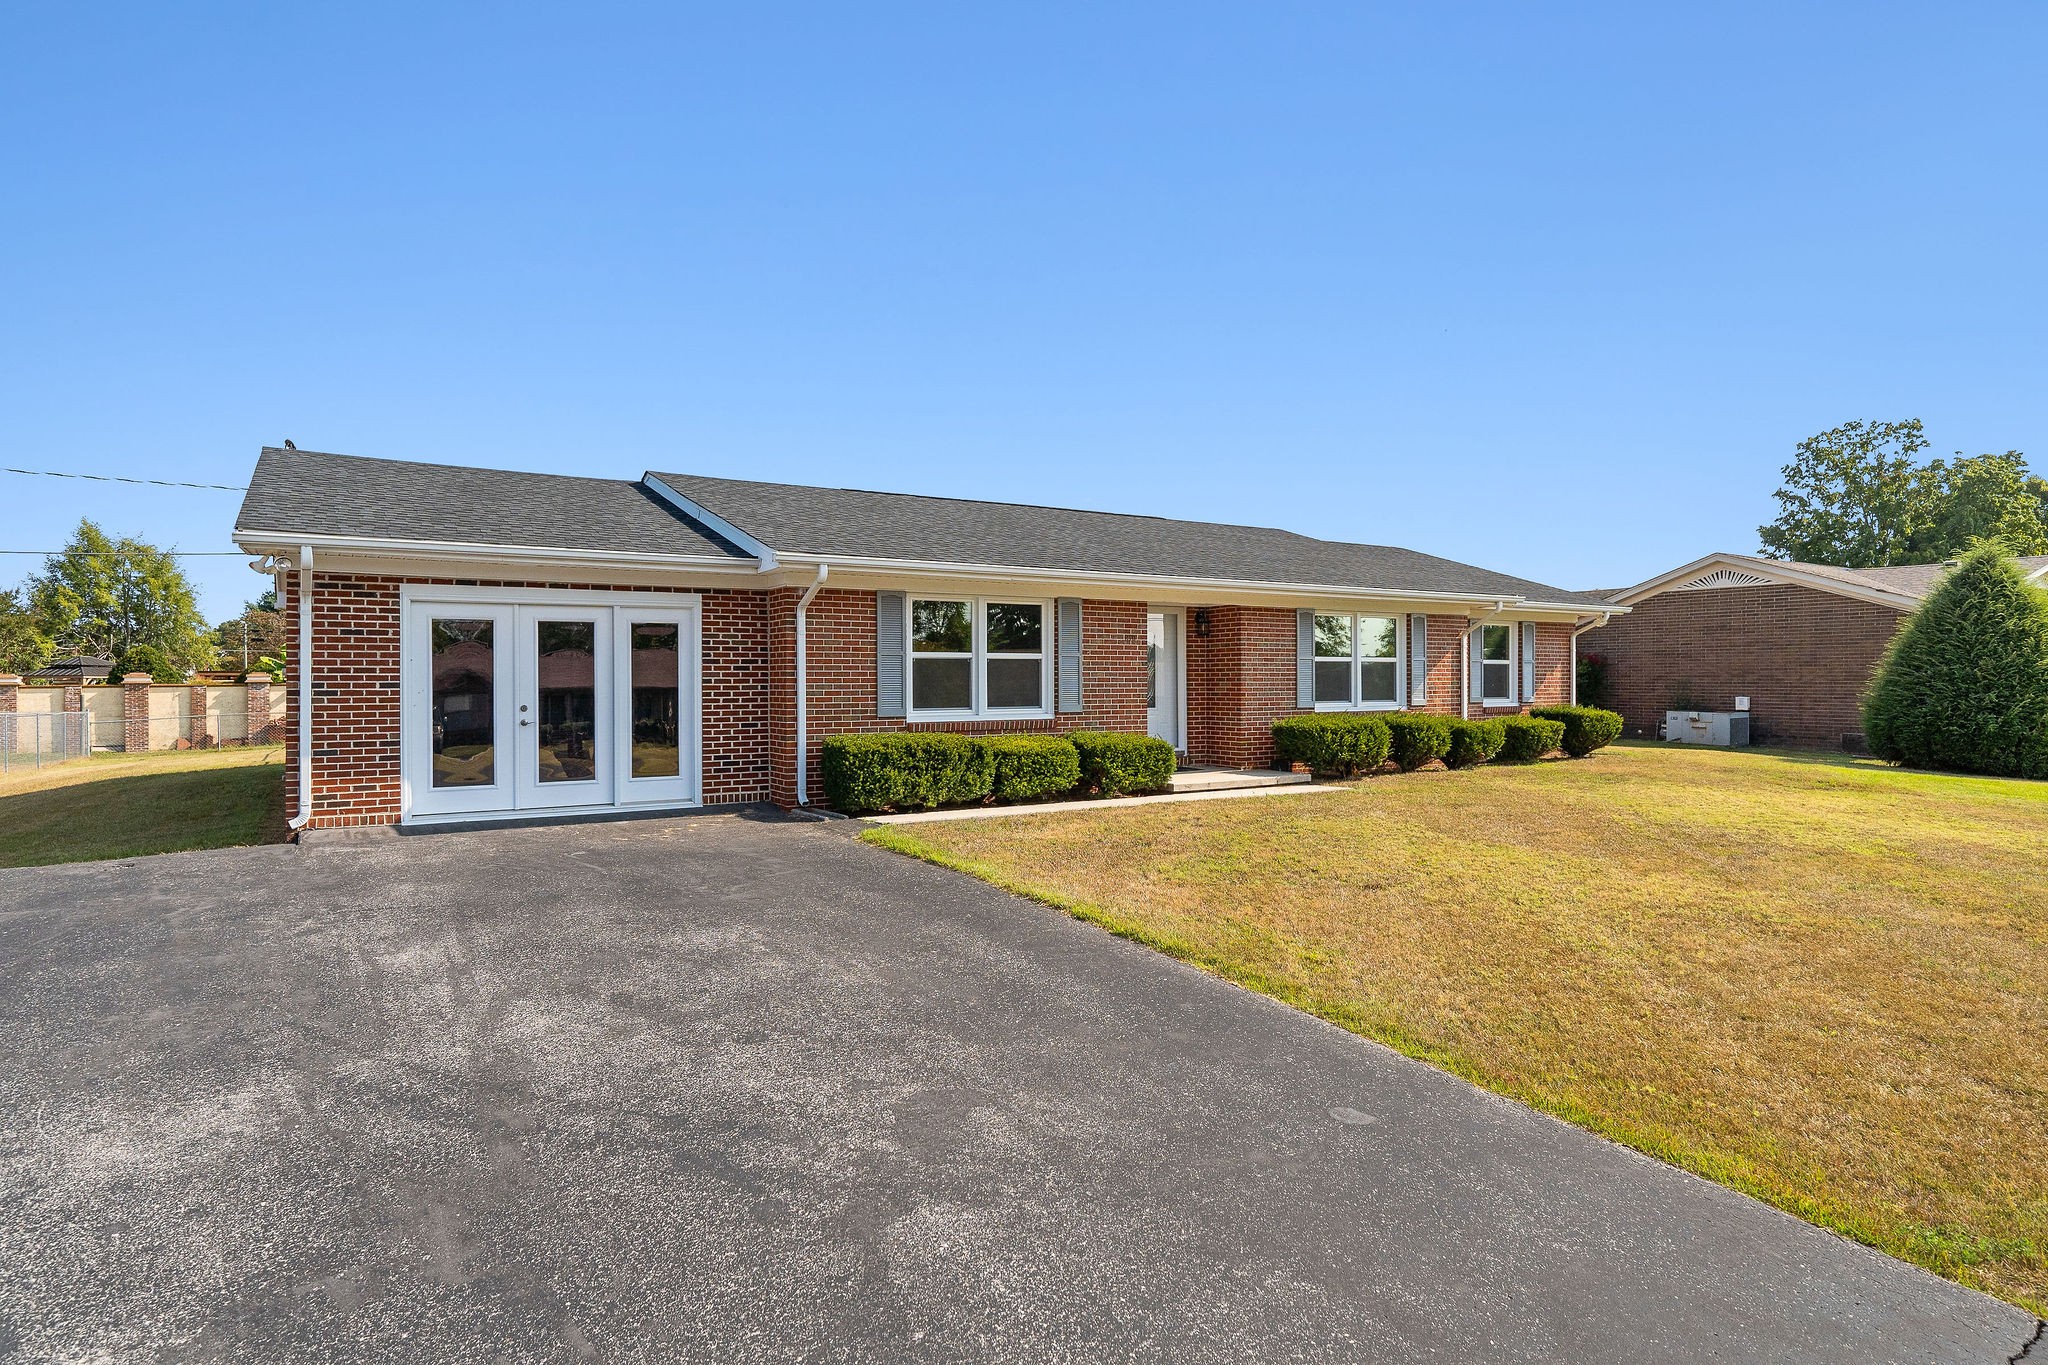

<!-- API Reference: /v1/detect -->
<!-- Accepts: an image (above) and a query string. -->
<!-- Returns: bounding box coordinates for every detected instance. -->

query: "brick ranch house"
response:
[234,447,1621,829]
[1579,550,2048,749]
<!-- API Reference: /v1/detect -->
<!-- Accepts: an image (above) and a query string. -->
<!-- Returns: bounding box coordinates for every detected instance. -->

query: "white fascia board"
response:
[1609,552,1918,612]
[639,476,778,569]
[765,552,1619,619]
[231,528,759,575]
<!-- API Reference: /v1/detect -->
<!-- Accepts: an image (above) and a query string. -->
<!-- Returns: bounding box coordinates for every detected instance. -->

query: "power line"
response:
[0,549,247,556]
[4,467,246,492]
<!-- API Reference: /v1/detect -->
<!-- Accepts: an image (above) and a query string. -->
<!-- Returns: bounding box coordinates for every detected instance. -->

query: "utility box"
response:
[1664,710,1752,747]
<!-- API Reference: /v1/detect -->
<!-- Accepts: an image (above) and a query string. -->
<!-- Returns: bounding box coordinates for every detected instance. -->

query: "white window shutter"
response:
[1296,609,1315,708]
[1408,613,1428,704]
[876,591,906,718]
[1056,598,1084,713]
[1520,622,1538,703]
[1468,626,1485,702]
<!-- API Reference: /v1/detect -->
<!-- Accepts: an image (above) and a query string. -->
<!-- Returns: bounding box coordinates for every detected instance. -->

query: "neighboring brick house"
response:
[234,447,1617,829]
[1579,551,2048,749]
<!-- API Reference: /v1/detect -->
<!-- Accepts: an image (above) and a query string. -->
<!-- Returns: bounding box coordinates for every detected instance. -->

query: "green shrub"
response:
[106,643,183,683]
[1493,715,1565,764]
[1444,718,1506,768]
[1069,730,1176,795]
[1530,704,1624,758]
[1270,713,1392,778]
[1383,712,1454,772]
[819,733,995,813]
[1864,544,2048,778]
[984,734,1082,802]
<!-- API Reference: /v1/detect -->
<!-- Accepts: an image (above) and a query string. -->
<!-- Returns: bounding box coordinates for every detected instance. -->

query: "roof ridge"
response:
[651,470,1312,540]
[263,446,650,490]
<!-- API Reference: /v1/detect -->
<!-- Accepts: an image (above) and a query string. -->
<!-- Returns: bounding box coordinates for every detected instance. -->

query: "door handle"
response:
[520,718,533,726]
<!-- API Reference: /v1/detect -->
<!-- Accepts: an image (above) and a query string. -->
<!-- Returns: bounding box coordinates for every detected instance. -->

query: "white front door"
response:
[401,589,699,822]
[1147,610,1183,751]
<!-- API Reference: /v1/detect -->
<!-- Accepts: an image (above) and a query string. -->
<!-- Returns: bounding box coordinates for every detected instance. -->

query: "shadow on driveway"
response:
[0,813,2034,1362]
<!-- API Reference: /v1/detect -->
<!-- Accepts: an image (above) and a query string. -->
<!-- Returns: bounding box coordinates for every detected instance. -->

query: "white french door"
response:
[514,605,611,811]
[400,588,699,822]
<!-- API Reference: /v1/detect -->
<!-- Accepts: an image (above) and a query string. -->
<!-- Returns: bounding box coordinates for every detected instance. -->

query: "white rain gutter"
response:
[288,543,314,831]
[793,561,830,806]
[1568,611,1612,705]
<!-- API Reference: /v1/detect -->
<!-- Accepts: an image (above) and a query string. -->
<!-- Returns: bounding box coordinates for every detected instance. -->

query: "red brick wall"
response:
[1186,605,1299,768]
[283,572,772,829]
[1579,584,1905,747]
[1183,609,1571,767]
[771,589,1150,806]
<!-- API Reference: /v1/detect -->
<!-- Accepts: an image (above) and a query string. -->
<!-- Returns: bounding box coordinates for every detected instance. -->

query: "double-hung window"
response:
[1313,612,1402,710]
[1480,624,1513,703]
[909,597,1049,717]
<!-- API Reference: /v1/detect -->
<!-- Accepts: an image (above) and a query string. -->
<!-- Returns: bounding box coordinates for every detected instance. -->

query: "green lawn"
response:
[865,743,2048,1314]
[0,745,287,868]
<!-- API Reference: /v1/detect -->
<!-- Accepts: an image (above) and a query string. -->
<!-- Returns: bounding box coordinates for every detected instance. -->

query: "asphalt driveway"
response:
[0,813,2035,1364]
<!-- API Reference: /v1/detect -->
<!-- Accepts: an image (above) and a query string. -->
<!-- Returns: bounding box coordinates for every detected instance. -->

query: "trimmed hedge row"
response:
[1529,705,1624,758]
[819,730,1173,813]
[1071,730,1177,796]
[1496,714,1566,763]
[1274,705,1622,775]
[1271,714,1391,778]
[1444,717,1506,768]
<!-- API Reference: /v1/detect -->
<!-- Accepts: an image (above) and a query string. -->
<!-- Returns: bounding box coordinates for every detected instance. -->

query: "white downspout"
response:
[1568,612,1611,705]
[288,544,314,831]
[793,562,830,807]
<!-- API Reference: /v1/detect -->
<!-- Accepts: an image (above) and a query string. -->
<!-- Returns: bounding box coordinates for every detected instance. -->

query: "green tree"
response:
[1758,419,1933,567]
[213,594,285,671]
[107,642,184,683]
[25,520,214,672]
[0,587,54,675]
[1908,451,2048,559]
[1863,543,2048,778]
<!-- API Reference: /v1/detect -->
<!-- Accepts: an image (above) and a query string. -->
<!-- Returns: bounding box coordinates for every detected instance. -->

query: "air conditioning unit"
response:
[1664,710,1751,747]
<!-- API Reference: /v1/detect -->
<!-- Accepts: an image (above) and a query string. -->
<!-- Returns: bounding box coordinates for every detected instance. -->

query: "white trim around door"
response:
[399,585,702,824]
[1147,607,1186,753]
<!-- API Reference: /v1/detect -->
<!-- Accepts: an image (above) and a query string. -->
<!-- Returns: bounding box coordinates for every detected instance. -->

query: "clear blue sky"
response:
[3,4,2042,620]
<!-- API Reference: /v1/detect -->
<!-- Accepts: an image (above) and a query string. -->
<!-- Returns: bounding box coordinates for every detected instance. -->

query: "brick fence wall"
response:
[1579,583,1905,747]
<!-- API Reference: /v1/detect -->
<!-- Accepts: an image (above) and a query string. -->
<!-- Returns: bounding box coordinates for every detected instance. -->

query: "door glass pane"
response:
[536,620,598,783]
[431,619,496,787]
[1146,643,1159,707]
[630,622,680,778]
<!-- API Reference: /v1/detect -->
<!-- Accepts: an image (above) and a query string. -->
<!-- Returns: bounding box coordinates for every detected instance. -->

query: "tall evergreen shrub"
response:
[1863,544,2048,778]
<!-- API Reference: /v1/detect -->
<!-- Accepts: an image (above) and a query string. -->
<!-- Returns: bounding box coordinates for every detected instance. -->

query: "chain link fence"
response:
[1,704,286,774]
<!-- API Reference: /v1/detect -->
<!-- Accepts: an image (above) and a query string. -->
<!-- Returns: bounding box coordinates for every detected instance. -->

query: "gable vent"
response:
[1675,568,1772,591]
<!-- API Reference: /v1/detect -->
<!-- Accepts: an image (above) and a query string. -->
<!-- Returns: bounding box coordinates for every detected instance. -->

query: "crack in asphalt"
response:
[2011,1318,2045,1364]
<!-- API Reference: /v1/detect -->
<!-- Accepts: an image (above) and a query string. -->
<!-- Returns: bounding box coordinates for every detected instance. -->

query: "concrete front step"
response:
[1167,765,1311,794]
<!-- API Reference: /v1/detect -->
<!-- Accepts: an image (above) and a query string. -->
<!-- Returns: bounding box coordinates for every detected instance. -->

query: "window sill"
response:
[1313,701,1404,713]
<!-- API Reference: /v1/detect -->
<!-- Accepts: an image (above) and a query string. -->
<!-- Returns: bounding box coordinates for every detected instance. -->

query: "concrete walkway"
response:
[0,813,2034,1363]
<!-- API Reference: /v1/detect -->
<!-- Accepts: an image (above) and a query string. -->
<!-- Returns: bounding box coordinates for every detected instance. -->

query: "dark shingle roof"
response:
[235,448,741,560]
[233,447,1611,605]
[652,472,1610,606]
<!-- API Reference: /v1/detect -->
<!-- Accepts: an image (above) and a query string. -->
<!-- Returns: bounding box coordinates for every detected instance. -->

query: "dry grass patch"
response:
[0,745,286,867]
[864,743,2048,1313]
